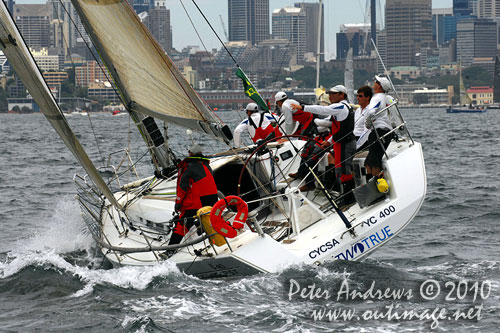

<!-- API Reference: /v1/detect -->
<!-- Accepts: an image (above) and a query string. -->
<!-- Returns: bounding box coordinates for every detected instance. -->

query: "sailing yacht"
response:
[0,0,426,278]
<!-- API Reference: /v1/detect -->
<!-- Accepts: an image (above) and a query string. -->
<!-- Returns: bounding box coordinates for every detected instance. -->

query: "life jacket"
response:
[175,156,218,216]
[330,102,355,183]
[330,102,355,144]
[292,109,314,136]
[248,113,274,143]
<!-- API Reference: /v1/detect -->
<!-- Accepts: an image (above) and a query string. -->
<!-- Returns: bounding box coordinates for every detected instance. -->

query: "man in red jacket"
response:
[168,144,218,246]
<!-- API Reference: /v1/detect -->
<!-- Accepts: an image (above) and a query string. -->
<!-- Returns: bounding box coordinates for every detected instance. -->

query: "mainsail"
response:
[0,1,120,208]
[70,0,230,140]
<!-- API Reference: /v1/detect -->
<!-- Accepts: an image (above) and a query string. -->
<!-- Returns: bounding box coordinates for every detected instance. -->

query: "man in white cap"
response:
[274,91,315,137]
[362,75,395,178]
[167,143,218,247]
[233,102,276,148]
[290,85,356,204]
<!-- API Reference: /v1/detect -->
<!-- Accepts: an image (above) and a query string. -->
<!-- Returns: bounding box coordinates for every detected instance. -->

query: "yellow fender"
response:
[197,206,227,247]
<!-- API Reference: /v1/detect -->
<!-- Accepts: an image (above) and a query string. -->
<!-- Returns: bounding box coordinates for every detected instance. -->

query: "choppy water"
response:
[0,109,499,332]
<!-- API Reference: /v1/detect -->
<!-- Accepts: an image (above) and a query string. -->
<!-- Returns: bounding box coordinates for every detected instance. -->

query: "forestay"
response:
[0,1,121,208]
[70,0,230,140]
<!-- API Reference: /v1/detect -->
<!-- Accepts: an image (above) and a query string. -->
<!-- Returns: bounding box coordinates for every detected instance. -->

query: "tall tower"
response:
[146,0,172,53]
[457,18,497,66]
[453,0,474,17]
[294,2,324,61]
[228,0,269,45]
[14,3,51,49]
[272,7,306,62]
[385,0,433,68]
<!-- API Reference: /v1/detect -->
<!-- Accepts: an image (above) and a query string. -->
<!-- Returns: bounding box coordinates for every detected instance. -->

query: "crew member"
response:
[274,91,315,137]
[353,85,373,150]
[233,103,276,148]
[363,75,395,178]
[169,144,218,246]
[291,85,356,204]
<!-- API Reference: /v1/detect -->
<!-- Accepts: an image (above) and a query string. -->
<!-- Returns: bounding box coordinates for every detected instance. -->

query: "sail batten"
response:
[70,0,226,139]
[0,1,121,209]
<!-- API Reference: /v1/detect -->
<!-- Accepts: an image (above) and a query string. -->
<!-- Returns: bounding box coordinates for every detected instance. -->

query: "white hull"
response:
[81,139,426,278]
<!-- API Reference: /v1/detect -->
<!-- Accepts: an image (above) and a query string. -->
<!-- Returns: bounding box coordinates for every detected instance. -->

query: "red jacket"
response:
[175,156,218,216]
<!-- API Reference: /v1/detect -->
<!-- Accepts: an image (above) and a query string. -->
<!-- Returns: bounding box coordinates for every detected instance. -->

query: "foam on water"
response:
[12,197,92,254]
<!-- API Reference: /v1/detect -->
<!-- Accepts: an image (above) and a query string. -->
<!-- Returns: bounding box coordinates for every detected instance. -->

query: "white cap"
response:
[244,102,259,112]
[374,75,391,92]
[189,144,203,155]
[327,85,348,95]
[275,91,288,102]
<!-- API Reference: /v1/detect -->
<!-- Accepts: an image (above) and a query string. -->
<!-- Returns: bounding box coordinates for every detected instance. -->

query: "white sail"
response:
[0,1,120,208]
[70,0,229,140]
[345,48,354,103]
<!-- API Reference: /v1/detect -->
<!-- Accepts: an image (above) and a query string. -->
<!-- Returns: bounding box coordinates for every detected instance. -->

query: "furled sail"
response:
[70,0,231,141]
[0,1,120,209]
[344,48,354,103]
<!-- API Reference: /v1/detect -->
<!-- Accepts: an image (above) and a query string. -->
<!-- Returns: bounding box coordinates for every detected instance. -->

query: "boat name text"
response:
[309,238,340,259]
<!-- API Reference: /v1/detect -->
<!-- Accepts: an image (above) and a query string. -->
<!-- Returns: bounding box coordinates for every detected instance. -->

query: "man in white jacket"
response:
[233,103,275,148]
[363,75,395,178]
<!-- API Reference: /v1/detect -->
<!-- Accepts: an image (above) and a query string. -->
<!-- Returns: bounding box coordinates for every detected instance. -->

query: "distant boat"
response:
[446,106,486,113]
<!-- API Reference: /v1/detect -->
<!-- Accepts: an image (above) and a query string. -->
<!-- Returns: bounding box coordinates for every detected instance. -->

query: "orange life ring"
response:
[210,196,248,238]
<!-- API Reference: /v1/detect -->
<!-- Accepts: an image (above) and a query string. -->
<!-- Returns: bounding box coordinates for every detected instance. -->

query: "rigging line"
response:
[86,112,105,164]
[179,0,215,64]
[56,0,122,102]
[190,0,239,66]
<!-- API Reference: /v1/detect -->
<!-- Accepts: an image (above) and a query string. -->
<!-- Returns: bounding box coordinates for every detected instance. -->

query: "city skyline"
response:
[16,0,453,59]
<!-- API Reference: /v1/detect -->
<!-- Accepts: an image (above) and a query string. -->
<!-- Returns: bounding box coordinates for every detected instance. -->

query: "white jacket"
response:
[365,93,393,130]
[233,113,276,148]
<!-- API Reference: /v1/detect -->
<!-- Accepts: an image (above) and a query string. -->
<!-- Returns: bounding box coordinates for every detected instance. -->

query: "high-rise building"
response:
[132,0,155,14]
[477,0,500,17]
[294,2,324,60]
[385,0,433,68]
[48,0,91,54]
[453,0,474,17]
[336,23,375,59]
[272,7,306,62]
[145,1,172,53]
[432,8,457,45]
[228,0,269,45]
[457,18,497,66]
[7,0,14,14]
[14,3,51,49]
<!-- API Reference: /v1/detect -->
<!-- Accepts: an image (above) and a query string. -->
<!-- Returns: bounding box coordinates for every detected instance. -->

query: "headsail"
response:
[70,0,230,141]
[0,1,121,209]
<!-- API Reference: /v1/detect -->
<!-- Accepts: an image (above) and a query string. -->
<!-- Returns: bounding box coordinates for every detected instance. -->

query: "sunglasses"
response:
[357,94,365,98]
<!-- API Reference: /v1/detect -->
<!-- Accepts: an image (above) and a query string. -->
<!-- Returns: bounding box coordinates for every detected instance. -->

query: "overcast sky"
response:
[166,0,453,58]
[17,0,453,58]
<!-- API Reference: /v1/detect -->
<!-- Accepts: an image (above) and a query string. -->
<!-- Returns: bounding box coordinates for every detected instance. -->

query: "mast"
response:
[315,0,323,89]
[370,0,376,53]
